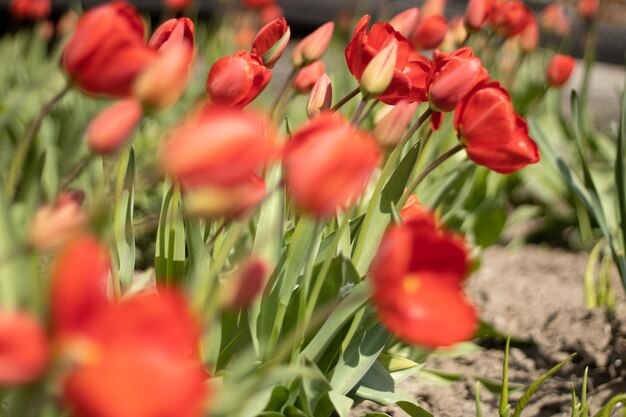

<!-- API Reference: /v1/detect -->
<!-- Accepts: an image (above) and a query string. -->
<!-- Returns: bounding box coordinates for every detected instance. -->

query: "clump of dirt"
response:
[351,246,626,417]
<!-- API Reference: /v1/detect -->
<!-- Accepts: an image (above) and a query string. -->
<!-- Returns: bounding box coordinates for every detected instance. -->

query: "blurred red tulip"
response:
[10,0,50,20]
[465,0,493,31]
[546,54,575,87]
[541,4,571,37]
[223,259,269,310]
[163,0,192,11]
[371,214,477,348]
[62,2,157,98]
[454,82,539,173]
[29,192,87,251]
[373,100,418,146]
[422,0,447,17]
[578,0,599,18]
[87,99,143,155]
[260,5,284,24]
[292,22,335,67]
[0,310,48,386]
[345,16,430,104]
[162,105,277,189]
[489,0,534,37]
[412,15,448,50]
[149,18,194,51]
[519,15,539,52]
[306,73,333,119]
[389,7,420,37]
[206,51,271,107]
[400,194,437,222]
[242,0,274,9]
[427,47,489,112]
[284,113,381,217]
[251,17,290,68]
[294,61,326,93]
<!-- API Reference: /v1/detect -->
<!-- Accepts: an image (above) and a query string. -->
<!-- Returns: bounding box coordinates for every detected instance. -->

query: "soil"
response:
[351,246,626,417]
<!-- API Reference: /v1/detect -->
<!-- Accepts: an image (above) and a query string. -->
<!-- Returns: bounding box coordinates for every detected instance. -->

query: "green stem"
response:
[331,87,360,111]
[165,185,181,287]
[59,154,94,190]
[350,98,368,125]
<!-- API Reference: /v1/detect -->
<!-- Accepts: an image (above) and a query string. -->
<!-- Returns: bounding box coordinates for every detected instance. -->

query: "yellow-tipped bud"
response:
[360,41,397,98]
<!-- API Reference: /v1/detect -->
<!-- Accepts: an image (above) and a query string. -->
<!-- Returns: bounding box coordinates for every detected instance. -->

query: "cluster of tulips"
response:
[0,0,588,415]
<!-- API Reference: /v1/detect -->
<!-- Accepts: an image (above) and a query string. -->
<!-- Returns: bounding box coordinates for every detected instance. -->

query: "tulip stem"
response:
[59,154,94,190]
[350,98,368,125]
[331,87,360,111]
[397,143,464,209]
[271,67,298,120]
[5,82,71,201]
[402,107,433,143]
[357,100,379,125]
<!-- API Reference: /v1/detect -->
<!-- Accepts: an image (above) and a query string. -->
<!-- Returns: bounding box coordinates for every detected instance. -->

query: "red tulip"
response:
[62,2,157,98]
[518,15,539,52]
[373,100,418,146]
[454,82,539,173]
[162,105,277,189]
[29,192,87,251]
[251,17,290,68]
[206,51,271,108]
[284,113,381,217]
[149,18,195,51]
[242,0,274,9]
[465,0,493,31]
[87,99,143,155]
[400,194,436,223]
[0,310,48,386]
[389,7,420,37]
[292,22,335,67]
[427,47,490,112]
[10,0,50,20]
[541,4,571,37]
[223,258,269,310]
[163,0,192,11]
[260,5,284,24]
[294,61,326,93]
[345,16,430,104]
[546,54,575,87]
[306,73,333,119]
[488,0,534,37]
[411,15,449,50]
[578,0,599,18]
[371,214,477,348]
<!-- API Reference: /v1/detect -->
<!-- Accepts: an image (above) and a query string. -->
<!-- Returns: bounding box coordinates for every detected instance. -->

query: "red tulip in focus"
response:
[87,99,143,155]
[541,4,571,37]
[389,7,420,38]
[371,211,477,348]
[29,192,87,251]
[578,0,599,18]
[251,17,291,68]
[242,0,274,9]
[162,105,277,189]
[345,16,430,104]
[206,51,271,107]
[62,2,157,98]
[284,114,381,218]
[489,0,534,37]
[546,54,575,87]
[294,61,326,93]
[465,0,493,31]
[0,310,48,386]
[149,18,195,51]
[411,15,449,50]
[306,73,333,119]
[454,82,539,174]
[292,22,335,67]
[10,0,50,20]
[163,0,192,11]
[427,47,490,112]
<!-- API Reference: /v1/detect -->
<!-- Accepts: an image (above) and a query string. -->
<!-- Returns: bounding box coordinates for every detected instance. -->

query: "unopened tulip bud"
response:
[222,258,268,310]
[412,15,448,50]
[465,0,491,31]
[29,192,87,252]
[374,101,418,146]
[577,0,599,18]
[360,41,398,98]
[546,54,575,87]
[87,99,143,155]
[389,7,420,37]
[519,16,539,52]
[307,73,332,119]
[252,17,290,68]
[291,22,334,67]
[134,43,193,110]
[260,5,284,24]
[294,61,325,93]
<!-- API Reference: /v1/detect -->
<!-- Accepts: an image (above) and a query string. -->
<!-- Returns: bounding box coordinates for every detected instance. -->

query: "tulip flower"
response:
[541,4,571,37]
[306,73,333,119]
[427,47,490,112]
[345,16,430,104]
[518,15,539,52]
[292,22,335,67]
[222,258,269,310]
[251,17,290,68]
[149,17,195,51]
[28,192,87,252]
[400,194,437,222]
[86,99,143,155]
[389,7,420,37]
[242,0,275,9]
[283,113,381,217]
[162,105,277,188]
[371,212,477,348]
[454,82,539,174]
[422,0,447,17]
[294,61,326,93]
[360,41,398,97]
[163,0,192,11]
[489,0,534,37]
[260,5,284,24]
[465,0,493,31]
[206,51,272,108]
[578,0,599,18]
[373,100,418,146]
[412,15,449,50]
[62,2,157,98]
[546,54,576,87]
[10,0,50,20]
[0,310,48,386]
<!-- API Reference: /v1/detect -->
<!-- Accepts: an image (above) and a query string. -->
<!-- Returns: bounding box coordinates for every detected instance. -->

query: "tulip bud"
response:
[251,17,290,68]
[360,41,398,98]
[87,99,143,155]
[134,43,193,110]
[465,0,491,31]
[546,54,575,87]
[389,8,420,38]
[0,310,48,386]
[374,101,418,147]
[29,192,87,252]
[306,73,332,119]
[412,15,448,50]
[294,61,326,93]
[10,0,50,20]
[260,5,284,24]
[291,22,335,67]
[577,0,599,18]
[222,258,268,310]
[518,16,539,52]
[149,18,194,51]
[163,0,191,12]
[422,0,447,17]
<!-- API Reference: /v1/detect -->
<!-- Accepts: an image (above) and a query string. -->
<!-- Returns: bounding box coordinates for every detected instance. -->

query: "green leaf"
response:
[364,413,391,417]
[475,382,483,417]
[499,337,511,417]
[327,390,353,417]
[113,147,136,290]
[466,200,507,247]
[265,385,290,412]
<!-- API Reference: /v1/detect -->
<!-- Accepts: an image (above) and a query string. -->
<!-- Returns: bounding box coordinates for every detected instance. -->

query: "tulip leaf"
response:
[327,390,354,417]
[466,200,508,248]
[113,146,135,290]
[155,183,186,284]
